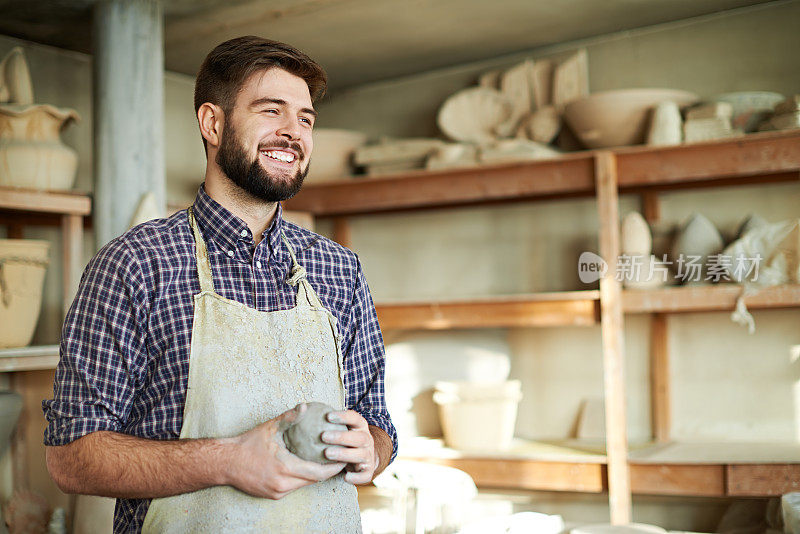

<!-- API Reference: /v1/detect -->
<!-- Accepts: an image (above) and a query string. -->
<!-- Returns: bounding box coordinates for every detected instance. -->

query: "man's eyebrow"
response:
[249,97,317,118]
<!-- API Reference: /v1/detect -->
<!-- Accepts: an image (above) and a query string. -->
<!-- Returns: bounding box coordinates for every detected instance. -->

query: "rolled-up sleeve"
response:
[43,240,149,446]
[343,257,398,462]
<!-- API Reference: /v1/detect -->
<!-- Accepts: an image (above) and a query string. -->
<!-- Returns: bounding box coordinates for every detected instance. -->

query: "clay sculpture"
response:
[283,402,347,464]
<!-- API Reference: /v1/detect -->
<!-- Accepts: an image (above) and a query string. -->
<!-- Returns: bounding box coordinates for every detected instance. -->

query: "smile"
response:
[260,149,296,163]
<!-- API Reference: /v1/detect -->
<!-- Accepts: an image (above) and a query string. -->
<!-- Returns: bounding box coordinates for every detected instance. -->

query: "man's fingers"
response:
[327,409,367,429]
[323,445,370,465]
[320,429,370,448]
[344,469,373,485]
[278,448,345,481]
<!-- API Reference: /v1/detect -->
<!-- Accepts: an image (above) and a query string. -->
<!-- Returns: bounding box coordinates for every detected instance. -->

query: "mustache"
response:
[258,139,304,160]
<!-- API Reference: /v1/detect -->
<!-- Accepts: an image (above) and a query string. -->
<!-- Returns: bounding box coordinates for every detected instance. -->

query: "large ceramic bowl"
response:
[306,128,367,183]
[563,89,699,149]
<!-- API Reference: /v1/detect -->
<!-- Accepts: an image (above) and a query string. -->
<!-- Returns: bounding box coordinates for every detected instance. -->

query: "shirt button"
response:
[256,260,263,268]
[240,230,248,237]
[227,250,234,257]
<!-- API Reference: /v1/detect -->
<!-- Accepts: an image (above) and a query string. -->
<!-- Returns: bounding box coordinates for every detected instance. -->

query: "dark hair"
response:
[194,36,327,146]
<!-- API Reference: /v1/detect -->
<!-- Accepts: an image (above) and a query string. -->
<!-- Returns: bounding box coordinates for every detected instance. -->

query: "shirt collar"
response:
[191,185,284,254]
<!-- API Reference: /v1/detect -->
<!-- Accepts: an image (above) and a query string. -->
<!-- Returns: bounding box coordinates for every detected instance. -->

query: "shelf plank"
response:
[0,345,60,372]
[284,131,800,217]
[0,186,91,216]
[623,284,800,313]
[284,153,596,216]
[616,130,800,189]
[375,291,600,330]
[629,464,725,497]
[727,464,800,496]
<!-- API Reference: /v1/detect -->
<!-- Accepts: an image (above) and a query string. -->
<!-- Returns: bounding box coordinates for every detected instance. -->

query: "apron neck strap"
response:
[281,232,325,309]
[188,207,215,294]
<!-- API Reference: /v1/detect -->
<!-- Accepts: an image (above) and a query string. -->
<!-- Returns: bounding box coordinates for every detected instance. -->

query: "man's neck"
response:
[204,176,277,246]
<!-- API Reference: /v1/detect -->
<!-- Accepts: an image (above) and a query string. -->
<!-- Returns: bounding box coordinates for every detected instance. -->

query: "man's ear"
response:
[198,103,223,149]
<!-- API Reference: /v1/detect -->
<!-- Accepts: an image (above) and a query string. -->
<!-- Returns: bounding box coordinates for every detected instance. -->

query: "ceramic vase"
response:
[0,239,50,348]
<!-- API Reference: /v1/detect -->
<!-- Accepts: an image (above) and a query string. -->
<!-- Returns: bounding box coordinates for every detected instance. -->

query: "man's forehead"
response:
[237,68,313,108]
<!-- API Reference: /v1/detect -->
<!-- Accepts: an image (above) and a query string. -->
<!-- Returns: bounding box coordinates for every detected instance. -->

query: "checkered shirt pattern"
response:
[42,186,397,533]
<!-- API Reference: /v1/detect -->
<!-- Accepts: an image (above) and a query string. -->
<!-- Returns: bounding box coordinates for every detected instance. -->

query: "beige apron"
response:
[142,209,361,533]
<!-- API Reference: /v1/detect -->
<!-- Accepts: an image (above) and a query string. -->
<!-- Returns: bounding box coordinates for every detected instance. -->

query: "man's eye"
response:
[263,109,279,114]
[299,117,313,125]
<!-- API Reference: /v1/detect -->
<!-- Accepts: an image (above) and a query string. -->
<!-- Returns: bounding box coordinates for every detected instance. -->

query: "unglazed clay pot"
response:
[0,104,80,191]
[563,88,698,149]
[0,47,80,191]
[0,239,50,348]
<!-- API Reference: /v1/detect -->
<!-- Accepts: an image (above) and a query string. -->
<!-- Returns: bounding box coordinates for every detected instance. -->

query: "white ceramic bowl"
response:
[563,88,699,149]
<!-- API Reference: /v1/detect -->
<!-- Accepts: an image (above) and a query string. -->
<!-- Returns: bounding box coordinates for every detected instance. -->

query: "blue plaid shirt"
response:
[43,186,396,533]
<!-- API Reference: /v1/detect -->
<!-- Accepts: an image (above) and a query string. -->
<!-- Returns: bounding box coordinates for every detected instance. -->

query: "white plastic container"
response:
[433,380,522,451]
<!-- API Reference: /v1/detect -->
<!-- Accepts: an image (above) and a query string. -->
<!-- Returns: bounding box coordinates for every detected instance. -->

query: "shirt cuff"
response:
[361,411,398,462]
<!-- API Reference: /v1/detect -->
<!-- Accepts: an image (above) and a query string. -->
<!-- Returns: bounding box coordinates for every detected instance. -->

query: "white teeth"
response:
[261,150,295,163]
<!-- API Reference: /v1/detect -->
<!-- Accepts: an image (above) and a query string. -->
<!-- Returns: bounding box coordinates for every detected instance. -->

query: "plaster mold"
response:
[516,105,561,144]
[671,213,723,284]
[647,101,683,146]
[283,402,347,464]
[552,49,589,110]
[621,212,652,256]
[478,139,561,165]
[685,102,733,121]
[0,239,50,348]
[437,87,512,144]
[683,117,742,143]
[355,138,445,176]
[0,47,80,191]
[425,143,478,171]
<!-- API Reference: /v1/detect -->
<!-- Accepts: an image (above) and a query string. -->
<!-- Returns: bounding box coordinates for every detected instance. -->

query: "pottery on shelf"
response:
[671,213,723,284]
[478,139,561,165]
[621,211,652,256]
[306,128,367,183]
[563,88,699,149]
[646,101,682,146]
[437,87,513,144]
[0,47,80,191]
[426,143,479,171]
[713,91,785,132]
[0,239,50,348]
[515,105,561,144]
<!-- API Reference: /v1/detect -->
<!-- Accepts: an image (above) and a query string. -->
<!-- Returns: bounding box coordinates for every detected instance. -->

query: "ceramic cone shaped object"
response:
[621,212,652,256]
[671,213,723,283]
[0,239,50,348]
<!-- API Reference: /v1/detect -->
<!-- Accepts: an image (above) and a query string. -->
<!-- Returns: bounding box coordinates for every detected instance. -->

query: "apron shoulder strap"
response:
[188,207,215,294]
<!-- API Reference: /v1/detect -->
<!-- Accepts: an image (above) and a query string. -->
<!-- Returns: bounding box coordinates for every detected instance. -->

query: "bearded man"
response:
[43,36,396,533]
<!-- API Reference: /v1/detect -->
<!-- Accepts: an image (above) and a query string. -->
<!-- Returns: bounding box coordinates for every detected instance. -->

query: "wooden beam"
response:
[630,464,725,496]
[727,464,800,496]
[405,457,606,492]
[62,214,84,316]
[332,217,352,249]
[283,154,596,216]
[641,192,660,223]
[0,187,91,216]
[650,314,670,442]
[376,292,600,330]
[595,150,632,524]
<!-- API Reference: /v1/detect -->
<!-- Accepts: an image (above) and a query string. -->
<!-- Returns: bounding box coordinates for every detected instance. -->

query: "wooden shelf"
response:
[0,345,60,372]
[284,130,800,217]
[376,291,600,329]
[0,186,91,216]
[623,284,800,313]
[374,285,800,330]
[402,439,800,497]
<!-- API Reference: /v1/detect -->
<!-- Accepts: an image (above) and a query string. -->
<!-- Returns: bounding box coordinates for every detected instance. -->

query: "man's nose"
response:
[276,119,301,141]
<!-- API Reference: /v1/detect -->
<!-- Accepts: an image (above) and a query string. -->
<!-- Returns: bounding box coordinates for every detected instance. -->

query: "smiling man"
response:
[43,36,396,533]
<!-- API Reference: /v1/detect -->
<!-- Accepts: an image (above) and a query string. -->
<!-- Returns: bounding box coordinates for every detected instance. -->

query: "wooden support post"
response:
[641,192,660,224]
[595,151,632,524]
[650,313,670,442]
[62,214,84,316]
[333,217,352,249]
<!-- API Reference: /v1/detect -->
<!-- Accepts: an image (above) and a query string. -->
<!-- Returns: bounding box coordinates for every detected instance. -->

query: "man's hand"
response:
[227,404,346,499]
[320,410,381,485]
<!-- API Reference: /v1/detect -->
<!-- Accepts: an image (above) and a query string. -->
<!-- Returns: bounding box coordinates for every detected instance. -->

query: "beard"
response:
[216,120,308,203]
